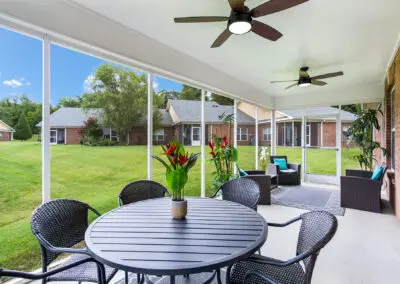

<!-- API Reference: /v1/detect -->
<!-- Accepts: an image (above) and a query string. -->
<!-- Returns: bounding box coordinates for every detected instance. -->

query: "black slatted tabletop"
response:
[85,197,268,281]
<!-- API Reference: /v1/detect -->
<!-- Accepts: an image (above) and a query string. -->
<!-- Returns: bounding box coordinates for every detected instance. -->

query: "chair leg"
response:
[226,265,233,284]
[124,271,129,284]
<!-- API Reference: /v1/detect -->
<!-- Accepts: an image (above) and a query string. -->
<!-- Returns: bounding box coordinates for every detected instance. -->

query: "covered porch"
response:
[1,0,400,283]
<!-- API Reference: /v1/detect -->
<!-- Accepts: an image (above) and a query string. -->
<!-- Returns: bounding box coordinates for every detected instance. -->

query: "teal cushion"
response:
[371,166,383,180]
[239,168,248,177]
[273,158,288,170]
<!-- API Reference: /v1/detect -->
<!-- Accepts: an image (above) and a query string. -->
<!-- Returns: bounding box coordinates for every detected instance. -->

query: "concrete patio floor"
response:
[9,191,400,284]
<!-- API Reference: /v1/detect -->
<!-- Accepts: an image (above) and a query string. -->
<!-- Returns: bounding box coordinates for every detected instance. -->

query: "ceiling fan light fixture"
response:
[299,82,311,87]
[228,11,252,35]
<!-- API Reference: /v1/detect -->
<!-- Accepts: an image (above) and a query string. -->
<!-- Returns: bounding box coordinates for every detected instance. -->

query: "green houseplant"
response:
[152,141,199,219]
[347,107,388,171]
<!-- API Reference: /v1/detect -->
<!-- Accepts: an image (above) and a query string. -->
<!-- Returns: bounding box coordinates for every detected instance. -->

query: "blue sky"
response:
[0,28,183,105]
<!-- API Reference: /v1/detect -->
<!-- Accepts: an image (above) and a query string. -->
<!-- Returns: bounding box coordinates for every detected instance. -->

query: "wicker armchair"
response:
[228,211,338,284]
[118,180,170,206]
[340,164,388,213]
[268,155,301,186]
[1,258,103,282]
[211,178,260,211]
[30,199,118,284]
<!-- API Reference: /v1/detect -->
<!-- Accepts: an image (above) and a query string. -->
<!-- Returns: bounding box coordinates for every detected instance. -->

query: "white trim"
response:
[301,115,306,181]
[336,106,342,178]
[201,91,206,198]
[321,122,324,147]
[0,119,15,132]
[255,107,259,170]
[236,128,248,141]
[49,129,57,145]
[147,73,153,180]
[42,34,51,203]
[305,124,311,147]
[271,111,276,155]
[292,121,295,147]
[233,100,238,175]
[64,127,67,145]
[191,126,201,146]
[382,33,400,84]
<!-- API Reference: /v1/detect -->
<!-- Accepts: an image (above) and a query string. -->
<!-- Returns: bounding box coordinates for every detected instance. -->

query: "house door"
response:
[191,126,201,146]
[302,114,341,185]
[50,129,57,144]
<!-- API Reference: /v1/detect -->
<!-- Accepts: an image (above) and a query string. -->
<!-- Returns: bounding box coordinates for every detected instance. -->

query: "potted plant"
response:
[347,107,388,171]
[208,136,239,191]
[152,141,200,219]
[259,146,269,171]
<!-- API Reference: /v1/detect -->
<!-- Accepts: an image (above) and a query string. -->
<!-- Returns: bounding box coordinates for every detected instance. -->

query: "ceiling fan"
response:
[270,67,344,90]
[174,0,309,48]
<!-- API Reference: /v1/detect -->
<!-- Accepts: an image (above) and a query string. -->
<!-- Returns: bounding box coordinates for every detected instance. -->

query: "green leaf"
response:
[166,168,188,200]
[232,148,239,162]
[151,155,171,172]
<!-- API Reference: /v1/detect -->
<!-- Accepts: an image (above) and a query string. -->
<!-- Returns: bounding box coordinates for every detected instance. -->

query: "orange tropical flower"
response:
[163,143,177,156]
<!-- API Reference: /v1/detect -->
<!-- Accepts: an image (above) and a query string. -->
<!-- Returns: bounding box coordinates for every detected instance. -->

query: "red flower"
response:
[178,152,189,165]
[220,136,229,148]
[208,141,215,150]
[163,143,177,156]
[209,150,216,158]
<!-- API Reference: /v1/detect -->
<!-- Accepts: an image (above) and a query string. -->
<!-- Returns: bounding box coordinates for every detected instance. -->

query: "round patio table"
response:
[85,197,268,284]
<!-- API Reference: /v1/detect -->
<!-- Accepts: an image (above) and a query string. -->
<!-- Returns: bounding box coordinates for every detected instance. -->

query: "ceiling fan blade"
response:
[174,16,229,23]
[251,0,309,18]
[270,80,297,83]
[311,79,327,86]
[311,71,344,80]
[285,83,298,90]
[252,20,283,41]
[211,29,232,48]
[228,0,245,11]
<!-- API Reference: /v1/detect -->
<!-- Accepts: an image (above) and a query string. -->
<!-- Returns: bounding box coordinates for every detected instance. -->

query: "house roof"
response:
[0,120,15,132]
[36,107,172,128]
[167,100,254,124]
[278,107,357,121]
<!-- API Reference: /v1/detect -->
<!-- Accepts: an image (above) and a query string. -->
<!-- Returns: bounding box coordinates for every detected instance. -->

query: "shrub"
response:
[14,113,33,141]
[82,117,103,141]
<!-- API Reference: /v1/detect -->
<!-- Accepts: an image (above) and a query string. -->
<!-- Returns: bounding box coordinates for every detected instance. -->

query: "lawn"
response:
[0,141,360,270]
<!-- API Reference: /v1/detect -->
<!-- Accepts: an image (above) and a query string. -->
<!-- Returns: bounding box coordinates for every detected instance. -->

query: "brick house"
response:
[38,100,356,148]
[0,120,15,142]
[374,46,400,219]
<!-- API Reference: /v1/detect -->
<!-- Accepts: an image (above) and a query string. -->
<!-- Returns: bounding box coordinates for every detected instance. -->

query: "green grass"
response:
[0,141,360,270]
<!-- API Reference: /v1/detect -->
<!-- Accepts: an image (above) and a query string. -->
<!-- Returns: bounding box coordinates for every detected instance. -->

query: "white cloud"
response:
[152,78,159,92]
[83,74,95,93]
[2,77,31,88]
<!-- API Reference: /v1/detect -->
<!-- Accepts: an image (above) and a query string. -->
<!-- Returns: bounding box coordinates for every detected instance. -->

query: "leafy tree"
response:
[82,117,103,140]
[57,97,82,108]
[211,94,233,105]
[180,85,202,101]
[81,64,162,144]
[14,112,32,140]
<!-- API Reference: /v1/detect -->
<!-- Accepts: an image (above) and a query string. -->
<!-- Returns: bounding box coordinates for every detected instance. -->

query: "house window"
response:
[263,128,271,141]
[342,126,351,141]
[391,89,396,169]
[153,129,165,141]
[237,128,248,141]
[0,133,3,139]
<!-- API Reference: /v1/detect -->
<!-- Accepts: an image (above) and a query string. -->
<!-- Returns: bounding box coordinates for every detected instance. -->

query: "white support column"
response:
[233,100,238,175]
[271,110,276,155]
[292,121,295,147]
[200,90,206,197]
[336,105,342,178]
[301,115,306,181]
[321,122,324,147]
[255,107,259,170]
[147,73,153,180]
[42,34,51,203]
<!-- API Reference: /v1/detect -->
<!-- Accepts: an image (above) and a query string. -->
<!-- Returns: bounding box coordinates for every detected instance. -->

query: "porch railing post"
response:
[301,115,306,182]
[271,110,276,155]
[42,34,51,203]
[147,73,153,180]
[255,106,259,170]
[200,90,206,197]
[336,105,342,178]
[233,100,238,175]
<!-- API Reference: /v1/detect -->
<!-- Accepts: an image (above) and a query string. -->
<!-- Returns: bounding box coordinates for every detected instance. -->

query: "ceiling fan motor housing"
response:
[228,8,253,34]
[298,75,311,85]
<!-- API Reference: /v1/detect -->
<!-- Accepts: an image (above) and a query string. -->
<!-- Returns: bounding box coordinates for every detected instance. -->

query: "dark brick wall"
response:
[66,128,82,144]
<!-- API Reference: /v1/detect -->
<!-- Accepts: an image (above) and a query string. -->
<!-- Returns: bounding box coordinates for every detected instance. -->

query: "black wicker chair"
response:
[118,180,170,206]
[1,258,105,283]
[30,199,118,284]
[211,178,260,211]
[228,211,338,284]
[268,156,301,186]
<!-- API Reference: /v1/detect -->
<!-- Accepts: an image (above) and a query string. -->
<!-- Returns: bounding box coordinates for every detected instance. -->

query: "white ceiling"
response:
[1,0,399,109]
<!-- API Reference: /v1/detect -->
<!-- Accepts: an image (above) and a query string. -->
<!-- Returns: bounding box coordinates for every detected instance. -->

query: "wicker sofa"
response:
[340,164,388,213]
[241,170,273,205]
[267,155,301,186]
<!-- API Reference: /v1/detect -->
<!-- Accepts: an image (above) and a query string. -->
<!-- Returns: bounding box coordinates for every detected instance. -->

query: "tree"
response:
[14,113,32,140]
[211,94,233,105]
[57,97,82,108]
[180,85,202,101]
[81,64,162,144]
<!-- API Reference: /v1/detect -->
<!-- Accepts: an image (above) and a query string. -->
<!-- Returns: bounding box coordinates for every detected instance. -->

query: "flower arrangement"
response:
[152,140,200,201]
[259,146,269,171]
[208,136,239,190]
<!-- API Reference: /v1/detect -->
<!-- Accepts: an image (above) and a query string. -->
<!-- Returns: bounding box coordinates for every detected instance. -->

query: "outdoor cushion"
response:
[273,158,288,170]
[239,168,248,177]
[280,169,296,174]
[371,166,383,180]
